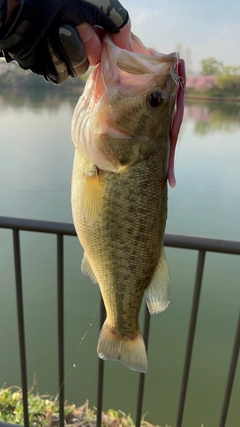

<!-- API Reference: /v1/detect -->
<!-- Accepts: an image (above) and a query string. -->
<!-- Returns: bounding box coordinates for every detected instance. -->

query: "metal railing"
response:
[0,216,239,427]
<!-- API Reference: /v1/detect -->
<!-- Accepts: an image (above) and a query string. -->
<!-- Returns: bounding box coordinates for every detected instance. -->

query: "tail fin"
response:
[97,321,148,373]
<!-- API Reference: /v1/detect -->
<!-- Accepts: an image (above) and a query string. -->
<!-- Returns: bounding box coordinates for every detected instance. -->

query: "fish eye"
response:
[148,91,163,108]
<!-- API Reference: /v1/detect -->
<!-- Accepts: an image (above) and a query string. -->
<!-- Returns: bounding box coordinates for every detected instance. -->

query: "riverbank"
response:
[185,94,240,102]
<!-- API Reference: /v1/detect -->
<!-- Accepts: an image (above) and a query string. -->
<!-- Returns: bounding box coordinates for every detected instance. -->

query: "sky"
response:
[126,0,240,73]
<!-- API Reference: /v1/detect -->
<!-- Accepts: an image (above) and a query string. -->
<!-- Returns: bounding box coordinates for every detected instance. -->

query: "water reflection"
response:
[0,88,80,111]
[1,88,240,135]
[185,100,240,134]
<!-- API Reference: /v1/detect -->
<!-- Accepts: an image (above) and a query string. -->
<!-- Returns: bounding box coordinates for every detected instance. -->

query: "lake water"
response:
[0,90,239,427]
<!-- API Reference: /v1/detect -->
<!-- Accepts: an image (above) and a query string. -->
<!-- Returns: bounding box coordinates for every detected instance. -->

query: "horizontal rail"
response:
[0,216,76,236]
[164,234,240,254]
[0,423,23,427]
[1,216,240,254]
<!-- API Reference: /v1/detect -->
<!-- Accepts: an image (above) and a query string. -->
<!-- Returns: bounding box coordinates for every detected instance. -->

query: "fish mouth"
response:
[101,34,179,89]
[93,34,180,102]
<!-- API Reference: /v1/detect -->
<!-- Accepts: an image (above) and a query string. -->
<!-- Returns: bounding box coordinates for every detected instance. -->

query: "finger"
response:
[6,0,19,22]
[77,23,102,66]
[58,25,89,78]
[112,19,132,51]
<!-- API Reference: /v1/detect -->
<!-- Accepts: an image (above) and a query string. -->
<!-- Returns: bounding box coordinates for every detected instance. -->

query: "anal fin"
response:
[81,253,98,284]
[145,248,170,315]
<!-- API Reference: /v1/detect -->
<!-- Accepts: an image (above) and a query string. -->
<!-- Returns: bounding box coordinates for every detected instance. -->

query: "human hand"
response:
[0,0,131,84]
[76,19,131,67]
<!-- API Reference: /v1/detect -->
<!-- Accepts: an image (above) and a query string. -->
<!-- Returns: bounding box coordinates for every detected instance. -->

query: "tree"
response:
[216,65,240,95]
[200,57,223,75]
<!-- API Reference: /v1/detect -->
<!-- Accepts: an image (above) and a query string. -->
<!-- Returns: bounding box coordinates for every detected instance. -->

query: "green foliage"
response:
[192,57,240,97]
[102,408,135,427]
[216,65,240,96]
[0,385,206,427]
[0,386,74,426]
[200,57,223,75]
[0,386,178,427]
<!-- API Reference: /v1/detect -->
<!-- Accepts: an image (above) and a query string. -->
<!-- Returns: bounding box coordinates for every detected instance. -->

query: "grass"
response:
[0,386,206,427]
[0,385,159,427]
[0,386,72,426]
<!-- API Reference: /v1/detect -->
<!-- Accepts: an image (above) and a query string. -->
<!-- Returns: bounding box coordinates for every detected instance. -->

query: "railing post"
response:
[135,305,151,427]
[57,234,64,427]
[96,297,106,427]
[219,311,240,427]
[12,229,29,427]
[176,250,206,427]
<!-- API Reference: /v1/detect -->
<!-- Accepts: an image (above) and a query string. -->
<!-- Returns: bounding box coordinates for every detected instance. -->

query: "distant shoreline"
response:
[185,95,240,103]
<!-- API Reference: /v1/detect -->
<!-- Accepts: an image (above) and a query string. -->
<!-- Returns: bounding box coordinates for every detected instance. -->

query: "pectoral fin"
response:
[145,248,170,314]
[81,253,98,284]
[83,164,100,225]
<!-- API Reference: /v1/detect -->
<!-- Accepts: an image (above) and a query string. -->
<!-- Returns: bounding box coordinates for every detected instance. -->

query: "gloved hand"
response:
[0,0,129,84]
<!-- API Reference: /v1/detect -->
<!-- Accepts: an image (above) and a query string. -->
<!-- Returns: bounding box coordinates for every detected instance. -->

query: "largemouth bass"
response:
[71,34,185,373]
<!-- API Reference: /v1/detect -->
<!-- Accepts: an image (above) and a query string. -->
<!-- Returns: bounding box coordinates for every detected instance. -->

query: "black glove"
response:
[0,0,129,83]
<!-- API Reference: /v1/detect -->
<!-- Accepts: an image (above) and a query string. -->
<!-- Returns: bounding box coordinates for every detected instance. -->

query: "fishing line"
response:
[76,298,100,354]
[56,298,100,398]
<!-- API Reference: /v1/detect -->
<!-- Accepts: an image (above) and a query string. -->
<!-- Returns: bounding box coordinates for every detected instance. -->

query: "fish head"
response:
[72,34,185,180]
[100,34,178,136]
